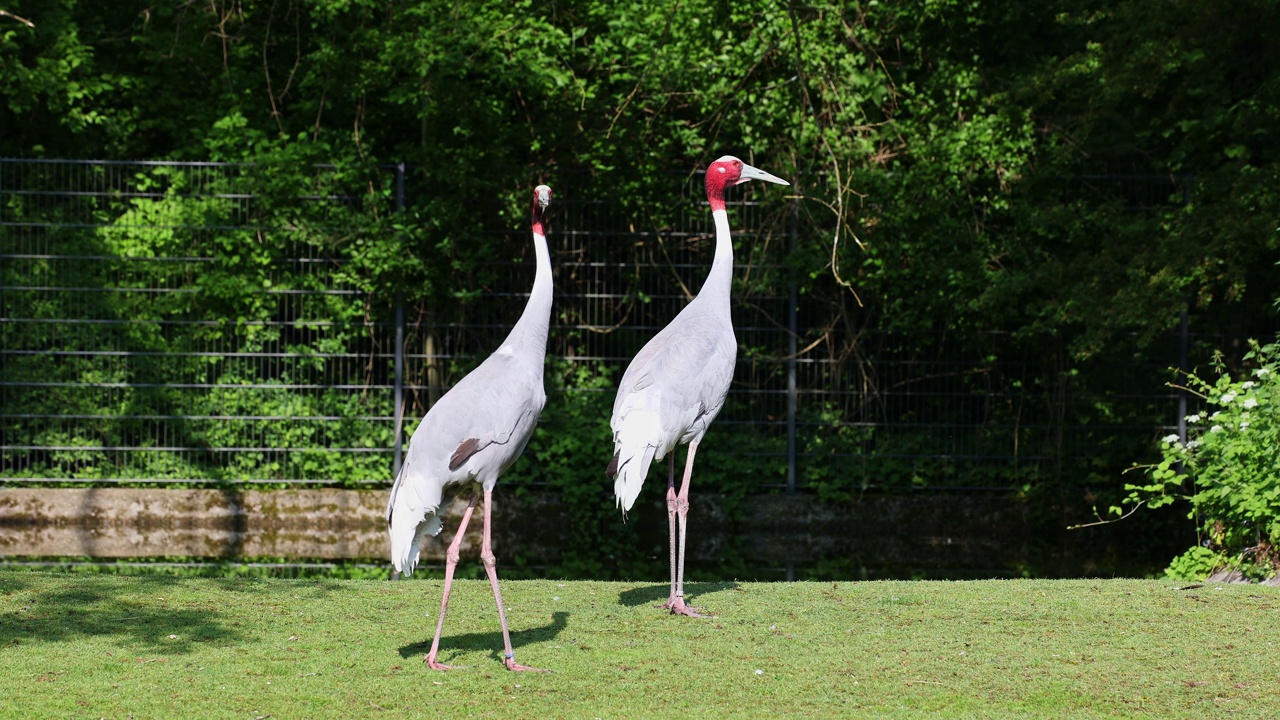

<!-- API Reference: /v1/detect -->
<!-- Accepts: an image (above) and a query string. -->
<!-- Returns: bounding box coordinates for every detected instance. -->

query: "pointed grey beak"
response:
[736,163,790,186]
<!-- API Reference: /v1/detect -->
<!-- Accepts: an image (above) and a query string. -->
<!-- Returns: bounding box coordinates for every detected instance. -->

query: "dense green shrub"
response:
[1124,339,1280,580]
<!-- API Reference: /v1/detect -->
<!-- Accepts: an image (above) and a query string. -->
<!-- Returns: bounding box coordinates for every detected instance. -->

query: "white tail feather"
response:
[612,408,664,512]
[613,442,657,513]
[386,463,445,575]
[388,509,442,576]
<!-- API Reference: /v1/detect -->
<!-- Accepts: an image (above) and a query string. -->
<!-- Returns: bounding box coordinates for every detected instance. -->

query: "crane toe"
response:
[504,657,549,673]
[425,655,457,671]
[661,596,709,618]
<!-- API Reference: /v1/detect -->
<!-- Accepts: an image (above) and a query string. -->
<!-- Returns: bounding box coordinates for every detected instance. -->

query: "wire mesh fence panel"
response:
[1,158,1193,491]
[1,159,399,485]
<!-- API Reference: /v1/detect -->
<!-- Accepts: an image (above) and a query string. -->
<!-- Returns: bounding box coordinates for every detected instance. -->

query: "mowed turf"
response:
[2,572,1278,719]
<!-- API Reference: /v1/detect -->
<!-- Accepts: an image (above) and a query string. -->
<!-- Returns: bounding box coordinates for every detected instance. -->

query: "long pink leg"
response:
[668,441,705,618]
[662,453,678,610]
[481,487,546,672]
[425,493,478,670]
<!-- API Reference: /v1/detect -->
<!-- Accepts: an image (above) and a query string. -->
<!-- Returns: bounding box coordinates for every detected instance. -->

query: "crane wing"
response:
[612,311,736,445]
[609,309,736,512]
[386,350,545,573]
[425,350,546,482]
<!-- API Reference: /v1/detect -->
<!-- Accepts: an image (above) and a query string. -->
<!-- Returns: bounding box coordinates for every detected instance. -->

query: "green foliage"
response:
[4,0,1278,353]
[515,358,638,578]
[4,1,1280,581]
[0,161,400,486]
[1125,339,1280,580]
[1165,546,1226,583]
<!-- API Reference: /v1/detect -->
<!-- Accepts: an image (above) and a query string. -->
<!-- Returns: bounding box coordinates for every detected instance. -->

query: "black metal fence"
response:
[1,158,1188,491]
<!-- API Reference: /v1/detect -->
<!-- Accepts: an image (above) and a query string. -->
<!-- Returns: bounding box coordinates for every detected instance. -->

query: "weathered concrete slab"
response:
[0,488,1191,578]
[0,488,476,560]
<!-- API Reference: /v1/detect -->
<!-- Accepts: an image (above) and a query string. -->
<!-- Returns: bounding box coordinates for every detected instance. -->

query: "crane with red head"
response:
[608,156,789,616]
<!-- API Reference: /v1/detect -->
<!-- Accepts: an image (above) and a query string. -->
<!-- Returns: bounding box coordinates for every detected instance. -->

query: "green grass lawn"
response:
[2,571,1278,718]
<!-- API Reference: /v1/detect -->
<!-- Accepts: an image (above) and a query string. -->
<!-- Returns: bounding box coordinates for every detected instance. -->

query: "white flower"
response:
[1210,411,1223,420]
[1242,381,1256,389]
[1162,434,1181,444]
[1220,392,1237,404]
[1210,425,1224,433]
[1186,414,1201,424]
[1256,368,1272,377]
[1186,440,1200,449]
[1243,398,1258,408]
[1240,421,1250,429]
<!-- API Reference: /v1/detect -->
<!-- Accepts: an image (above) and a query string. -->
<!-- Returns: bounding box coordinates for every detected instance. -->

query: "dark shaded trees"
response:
[2,1,1277,574]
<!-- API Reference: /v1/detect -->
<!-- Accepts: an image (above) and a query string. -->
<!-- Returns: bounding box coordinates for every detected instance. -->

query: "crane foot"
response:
[661,596,708,618]
[424,655,455,671]
[505,657,549,673]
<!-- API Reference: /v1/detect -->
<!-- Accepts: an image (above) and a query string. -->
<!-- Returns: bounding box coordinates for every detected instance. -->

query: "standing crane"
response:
[387,184,553,672]
[607,157,789,617]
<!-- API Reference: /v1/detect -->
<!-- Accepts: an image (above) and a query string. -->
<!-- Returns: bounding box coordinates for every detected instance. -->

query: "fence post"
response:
[1177,305,1188,445]
[787,197,799,494]
[1175,175,1192,449]
[0,160,5,332]
[392,162,406,479]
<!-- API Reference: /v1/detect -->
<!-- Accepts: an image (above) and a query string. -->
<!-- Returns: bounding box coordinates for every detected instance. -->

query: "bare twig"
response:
[653,229,695,301]
[786,0,865,307]
[262,0,284,133]
[905,680,951,688]
[1165,381,1208,400]
[0,9,35,27]
[1067,501,1147,531]
[606,1,681,139]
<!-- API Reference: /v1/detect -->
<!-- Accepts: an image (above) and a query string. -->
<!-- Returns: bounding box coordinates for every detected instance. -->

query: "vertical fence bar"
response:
[1176,175,1192,448]
[393,296,404,478]
[0,159,5,324]
[786,197,799,494]
[783,194,793,491]
[392,162,406,479]
[1177,306,1188,444]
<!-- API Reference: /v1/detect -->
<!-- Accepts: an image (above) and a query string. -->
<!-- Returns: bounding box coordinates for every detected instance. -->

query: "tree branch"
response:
[0,9,35,27]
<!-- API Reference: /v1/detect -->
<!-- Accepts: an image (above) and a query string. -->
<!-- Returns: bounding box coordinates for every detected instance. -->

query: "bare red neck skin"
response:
[531,199,545,237]
[705,159,742,212]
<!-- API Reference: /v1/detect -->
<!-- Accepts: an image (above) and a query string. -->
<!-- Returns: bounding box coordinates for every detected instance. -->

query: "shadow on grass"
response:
[617,582,740,610]
[0,573,32,595]
[211,576,347,598]
[0,574,243,653]
[397,610,569,666]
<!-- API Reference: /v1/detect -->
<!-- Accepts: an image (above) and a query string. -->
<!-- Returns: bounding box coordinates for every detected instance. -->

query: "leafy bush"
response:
[1123,339,1280,580]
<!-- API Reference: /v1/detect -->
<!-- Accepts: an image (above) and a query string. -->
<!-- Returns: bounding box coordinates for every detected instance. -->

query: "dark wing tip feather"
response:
[449,438,481,471]
[605,450,620,479]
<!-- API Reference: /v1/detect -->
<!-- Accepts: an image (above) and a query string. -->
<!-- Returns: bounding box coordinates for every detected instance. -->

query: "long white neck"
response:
[693,208,734,313]
[499,228,552,360]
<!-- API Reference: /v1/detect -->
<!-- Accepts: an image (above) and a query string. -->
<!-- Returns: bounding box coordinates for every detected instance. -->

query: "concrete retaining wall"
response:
[0,488,1188,577]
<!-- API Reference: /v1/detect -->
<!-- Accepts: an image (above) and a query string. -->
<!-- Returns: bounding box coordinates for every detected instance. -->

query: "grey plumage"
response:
[386,184,552,672]
[386,341,546,572]
[607,156,789,616]
[609,283,737,512]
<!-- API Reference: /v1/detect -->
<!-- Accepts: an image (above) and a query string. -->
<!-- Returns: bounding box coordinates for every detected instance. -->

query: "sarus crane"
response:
[607,157,789,616]
[387,184,553,671]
